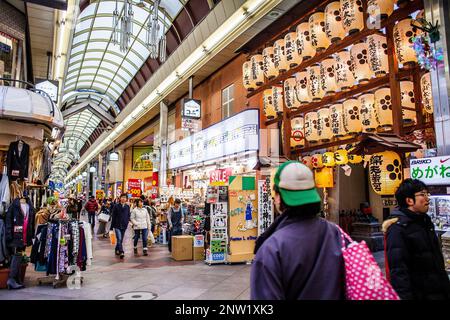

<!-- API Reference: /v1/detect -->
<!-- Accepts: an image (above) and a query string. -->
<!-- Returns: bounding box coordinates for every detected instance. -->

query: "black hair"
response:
[395,178,428,208]
[135,198,143,206]
[273,185,321,218]
[174,198,181,204]
[120,193,128,198]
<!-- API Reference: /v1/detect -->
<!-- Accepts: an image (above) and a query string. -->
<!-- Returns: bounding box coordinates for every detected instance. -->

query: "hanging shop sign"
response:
[96,190,104,200]
[116,181,123,197]
[182,98,201,119]
[209,168,233,186]
[35,78,59,103]
[369,151,402,195]
[410,156,450,186]
[258,178,273,236]
[128,179,142,198]
[169,109,259,169]
[181,118,200,132]
[132,146,153,171]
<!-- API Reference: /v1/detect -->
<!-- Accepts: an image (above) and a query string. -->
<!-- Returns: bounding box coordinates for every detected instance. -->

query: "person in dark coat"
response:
[383,179,450,300]
[110,193,131,259]
[250,161,345,300]
[167,198,183,253]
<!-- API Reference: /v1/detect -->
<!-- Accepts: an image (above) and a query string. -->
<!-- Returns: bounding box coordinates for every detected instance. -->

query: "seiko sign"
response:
[410,159,432,165]
[410,155,450,186]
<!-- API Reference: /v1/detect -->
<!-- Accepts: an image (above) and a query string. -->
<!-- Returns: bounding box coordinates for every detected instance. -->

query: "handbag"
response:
[109,230,116,245]
[148,231,156,244]
[98,213,110,223]
[336,225,400,300]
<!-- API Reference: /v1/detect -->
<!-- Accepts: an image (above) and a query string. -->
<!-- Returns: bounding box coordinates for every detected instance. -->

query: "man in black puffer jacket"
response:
[383,179,450,300]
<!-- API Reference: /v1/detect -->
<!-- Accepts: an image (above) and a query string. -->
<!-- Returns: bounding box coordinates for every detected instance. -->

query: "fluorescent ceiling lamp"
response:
[109,151,119,161]
[65,0,280,182]
[89,166,96,173]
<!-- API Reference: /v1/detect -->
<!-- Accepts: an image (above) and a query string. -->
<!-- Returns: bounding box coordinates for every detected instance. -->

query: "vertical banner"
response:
[116,181,123,197]
[206,193,228,264]
[258,177,274,236]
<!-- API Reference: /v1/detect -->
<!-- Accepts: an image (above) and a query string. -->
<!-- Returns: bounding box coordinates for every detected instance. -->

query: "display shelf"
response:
[246,0,424,99]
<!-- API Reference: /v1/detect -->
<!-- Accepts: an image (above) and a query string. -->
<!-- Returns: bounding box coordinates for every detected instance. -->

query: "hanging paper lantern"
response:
[334,49,356,91]
[284,77,301,111]
[369,151,403,195]
[263,46,279,80]
[242,61,256,91]
[301,155,314,169]
[285,32,302,69]
[263,89,277,119]
[393,17,422,67]
[315,167,334,188]
[421,72,434,114]
[348,153,363,164]
[375,86,393,129]
[334,149,349,165]
[325,2,346,43]
[317,108,333,142]
[250,54,264,87]
[350,42,373,84]
[359,93,379,132]
[312,154,324,169]
[295,71,312,104]
[290,116,305,149]
[330,103,348,138]
[367,33,389,77]
[367,0,395,22]
[307,64,324,101]
[272,86,284,115]
[320,57,338,95]
[341,0,365,35]
[296,22,316,60]
[323,152,336,167]
[343,98,362,134]
[309,12,331,52]
[274,39,289,73]
[305,111,319,143]
[400,81,416,124]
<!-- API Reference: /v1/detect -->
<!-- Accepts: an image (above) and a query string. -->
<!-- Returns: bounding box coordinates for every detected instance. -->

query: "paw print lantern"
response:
[296,22,316,60]
[312,154,324,169]
[285,32,302,69]
[369,151,402,195]
[305,111,319,143]
[274,39,289,73]
[263,46,279,80]
[330,103,348,138]
[359,93,379,132]
[393,18,422,67]
[309,12,331,52]
[367,33,389,77]
[301,155,314,169]
[317,107,333,142]
[284,77,301,111]
[263,89,277,119]
[250,54,264,87]
[334,49,356,91]
[320,57,338,95]
[272,86,284,115]
[343,98,362,134]
[421,72,433,114]
[323,151,336,167]
[375,87,393,129]
[334,149,349,165]
[242,61,256,91]
[308,64,324,101]
[350,42,373,84]
[325,2,346,43]
[400,81,416,125]
[290,116,305,149]
[341,0,365,35]
[295,71,312,104]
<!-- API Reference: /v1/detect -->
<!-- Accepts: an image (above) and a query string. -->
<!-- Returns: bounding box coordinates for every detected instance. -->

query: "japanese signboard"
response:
[128,179,142,198]
[116,181,123,197]
[209,168,233,186]
[410,156,450,186]
[182,98,201,119]
[258,178,274,236]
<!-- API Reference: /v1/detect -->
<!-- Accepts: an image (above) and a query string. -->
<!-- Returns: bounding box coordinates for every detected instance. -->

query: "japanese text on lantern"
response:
[370,155,383,192]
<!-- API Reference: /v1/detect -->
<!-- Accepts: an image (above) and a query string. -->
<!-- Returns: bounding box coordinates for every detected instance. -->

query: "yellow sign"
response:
[96,190,105,200]
[315,167,334,188]
[132,146,153,171]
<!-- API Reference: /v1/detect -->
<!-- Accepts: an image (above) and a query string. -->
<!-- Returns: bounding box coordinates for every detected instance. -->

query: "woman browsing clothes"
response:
[130,198,151,256]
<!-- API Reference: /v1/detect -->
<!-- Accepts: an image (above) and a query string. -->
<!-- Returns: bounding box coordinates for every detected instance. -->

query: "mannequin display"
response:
[5,189,35,289]
[6,139,30,181]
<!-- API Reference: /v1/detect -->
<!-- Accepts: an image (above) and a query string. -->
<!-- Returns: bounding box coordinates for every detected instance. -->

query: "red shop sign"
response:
[128,179,142,197]
[209,168,232,186]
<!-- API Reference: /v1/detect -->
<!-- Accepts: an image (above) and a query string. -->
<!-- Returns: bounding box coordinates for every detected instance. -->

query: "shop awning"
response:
[349,133,422,155]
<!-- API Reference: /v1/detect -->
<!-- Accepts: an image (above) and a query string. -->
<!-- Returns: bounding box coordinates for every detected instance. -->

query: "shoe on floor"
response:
[134,248,138,255]
[120,253,125,259]
[143,249,148,256]
[115,250,120,256]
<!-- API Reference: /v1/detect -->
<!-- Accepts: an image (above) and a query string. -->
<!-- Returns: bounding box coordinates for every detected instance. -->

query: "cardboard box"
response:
[193,246,205,261]
[172,235,193,261]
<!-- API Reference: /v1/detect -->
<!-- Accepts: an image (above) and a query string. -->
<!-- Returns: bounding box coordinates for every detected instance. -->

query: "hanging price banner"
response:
[128,179,142,197]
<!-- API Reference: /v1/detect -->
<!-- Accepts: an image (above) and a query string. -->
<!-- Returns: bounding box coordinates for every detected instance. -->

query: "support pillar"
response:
[159,100,168,187]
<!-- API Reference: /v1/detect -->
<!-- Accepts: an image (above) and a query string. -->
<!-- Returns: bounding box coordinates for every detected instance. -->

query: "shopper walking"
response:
[383,178,450,300]
[250,161,345,300]
[66,197,78,220]
[130,198,151,256]
[146,200,157,235]
[110,193,131,259]
[97,200,112,238]
[167,198,183,252]
[85,195,99,231]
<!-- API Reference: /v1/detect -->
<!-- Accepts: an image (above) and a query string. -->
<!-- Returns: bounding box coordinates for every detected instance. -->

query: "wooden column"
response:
[412,66,425,127]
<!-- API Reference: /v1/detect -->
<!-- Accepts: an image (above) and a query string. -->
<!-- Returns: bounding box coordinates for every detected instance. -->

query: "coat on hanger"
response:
[7,140,30,181]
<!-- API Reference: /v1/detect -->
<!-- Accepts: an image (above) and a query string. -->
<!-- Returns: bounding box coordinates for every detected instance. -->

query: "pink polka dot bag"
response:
[336,225,400,300]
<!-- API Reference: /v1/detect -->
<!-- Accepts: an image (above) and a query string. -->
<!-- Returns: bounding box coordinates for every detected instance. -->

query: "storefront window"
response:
[222,84,235,119]
[0,33,16,83]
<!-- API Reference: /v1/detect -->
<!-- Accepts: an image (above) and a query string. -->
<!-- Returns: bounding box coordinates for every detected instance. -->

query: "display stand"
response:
[205,186,228,265]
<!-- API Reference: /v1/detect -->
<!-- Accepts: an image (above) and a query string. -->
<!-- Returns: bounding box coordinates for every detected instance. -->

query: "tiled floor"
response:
[0,216,387,300]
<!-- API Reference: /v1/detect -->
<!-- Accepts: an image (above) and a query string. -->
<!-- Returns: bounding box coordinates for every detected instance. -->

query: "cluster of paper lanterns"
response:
[300,149,363,170]
[243,0,400,93]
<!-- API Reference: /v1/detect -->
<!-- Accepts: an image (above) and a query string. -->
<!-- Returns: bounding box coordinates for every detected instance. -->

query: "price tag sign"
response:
[128,179,142,197]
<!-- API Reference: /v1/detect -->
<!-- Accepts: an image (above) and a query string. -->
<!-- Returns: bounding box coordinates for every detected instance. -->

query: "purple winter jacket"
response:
[250,216,345,300]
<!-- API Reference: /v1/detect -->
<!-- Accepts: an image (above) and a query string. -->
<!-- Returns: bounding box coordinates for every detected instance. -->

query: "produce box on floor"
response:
[172,235,193,261]
[193,246,205,261]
